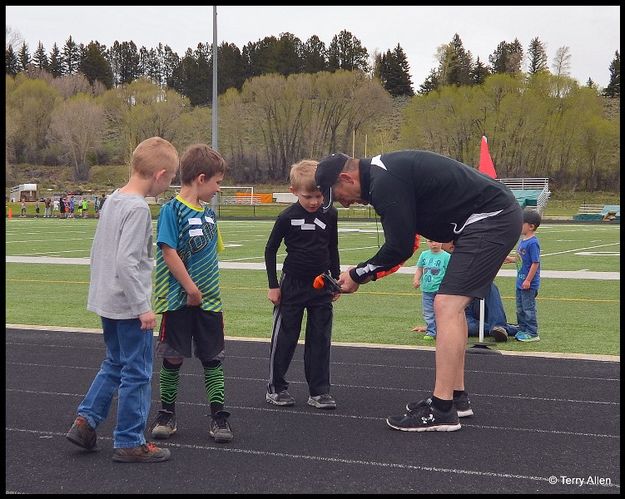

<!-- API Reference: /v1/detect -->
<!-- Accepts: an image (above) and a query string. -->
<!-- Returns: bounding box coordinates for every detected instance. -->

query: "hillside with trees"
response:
[5,29,620,192]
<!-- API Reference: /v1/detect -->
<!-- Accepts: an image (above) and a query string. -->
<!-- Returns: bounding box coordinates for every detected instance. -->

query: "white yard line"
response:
[5,256,620,280]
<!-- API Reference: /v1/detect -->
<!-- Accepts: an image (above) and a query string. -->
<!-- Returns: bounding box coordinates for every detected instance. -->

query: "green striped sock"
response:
[204,364,225,414]
[159,364,181,411]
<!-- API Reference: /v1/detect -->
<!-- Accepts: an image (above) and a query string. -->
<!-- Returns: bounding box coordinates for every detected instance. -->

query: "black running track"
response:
[6,327,620,494]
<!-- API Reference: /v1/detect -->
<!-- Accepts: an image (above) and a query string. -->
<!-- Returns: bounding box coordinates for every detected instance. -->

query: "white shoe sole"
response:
[265,393,295,406]
[386,420,461,432]
[307,397,336,410]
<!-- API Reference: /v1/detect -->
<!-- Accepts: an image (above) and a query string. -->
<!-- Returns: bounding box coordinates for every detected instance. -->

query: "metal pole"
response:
[478,298,485,343]
[211,5,219,212]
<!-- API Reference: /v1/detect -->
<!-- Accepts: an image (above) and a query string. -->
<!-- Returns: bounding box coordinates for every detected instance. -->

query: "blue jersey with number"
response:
[153,195,222,313]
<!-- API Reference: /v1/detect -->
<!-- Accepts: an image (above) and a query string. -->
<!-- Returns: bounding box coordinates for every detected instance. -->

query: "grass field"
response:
[5,217,620,356]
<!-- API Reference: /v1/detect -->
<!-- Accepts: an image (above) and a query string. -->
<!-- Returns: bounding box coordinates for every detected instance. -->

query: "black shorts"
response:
[438,202,522,299]
[157,307,225,363]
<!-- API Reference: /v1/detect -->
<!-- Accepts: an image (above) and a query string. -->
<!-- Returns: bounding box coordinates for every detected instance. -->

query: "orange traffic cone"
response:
[8,207,12,219]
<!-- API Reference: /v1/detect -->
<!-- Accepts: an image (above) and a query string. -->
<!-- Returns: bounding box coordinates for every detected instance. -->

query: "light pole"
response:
[211,5,219,211]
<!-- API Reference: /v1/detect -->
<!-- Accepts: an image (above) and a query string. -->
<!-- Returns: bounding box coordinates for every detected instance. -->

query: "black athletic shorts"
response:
[438,201,523,299]
[156,307,225,363]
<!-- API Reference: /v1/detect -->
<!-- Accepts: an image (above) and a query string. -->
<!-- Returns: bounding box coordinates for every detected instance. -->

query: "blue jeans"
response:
[77,317,154,448]
[466,283,517,337]
[515,288,539,336]
[422,291,437,335]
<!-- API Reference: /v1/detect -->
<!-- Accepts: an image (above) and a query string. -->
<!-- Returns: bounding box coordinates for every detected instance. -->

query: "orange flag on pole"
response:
[479,135,497,179]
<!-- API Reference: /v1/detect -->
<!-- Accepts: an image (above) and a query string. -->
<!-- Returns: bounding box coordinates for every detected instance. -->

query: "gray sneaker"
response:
[266,390,296,406]
[209,411,233,443]
[307,394,336,410]
[490,325,508,343]
[150,409,177,440]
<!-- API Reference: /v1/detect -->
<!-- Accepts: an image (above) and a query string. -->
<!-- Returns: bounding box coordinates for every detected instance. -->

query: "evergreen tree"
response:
[6,45,20,75]
[109,40,141,85]
[79,41,114,89]
[527,37,548,75]
[443,34,473,86]
[18,42,31,71]
[327,30,369,72]
[62,36,81,75]
[142,44,163,86]
[418,68,440,95]
[49,43,64,77]
[33,41,49,70]
[603,50,620,97]
[162,45,180,89]
[507,38,524,74]
[470,56,489,85]
[275,32,303,76]
[489,41,509,74]
[170,47,208,106]
[380,44,414,97]
[301,35,327,73]
[489,39,523,75]
[218,42,246,91]
[138,45,150,79]
[242,36,280,79]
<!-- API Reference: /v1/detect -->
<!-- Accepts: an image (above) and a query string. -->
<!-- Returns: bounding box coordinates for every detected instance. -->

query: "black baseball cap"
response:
[315,152,350,212]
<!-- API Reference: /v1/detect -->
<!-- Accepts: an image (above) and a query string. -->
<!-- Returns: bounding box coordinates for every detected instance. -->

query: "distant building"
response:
[10,183,38,202]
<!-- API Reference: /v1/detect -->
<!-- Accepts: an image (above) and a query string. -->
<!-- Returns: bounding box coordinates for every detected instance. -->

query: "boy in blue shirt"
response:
[150,144,233,443]
[505,209,541,342]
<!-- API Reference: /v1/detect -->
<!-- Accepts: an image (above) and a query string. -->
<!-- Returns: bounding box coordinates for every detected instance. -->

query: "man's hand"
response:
[338,269,360,294]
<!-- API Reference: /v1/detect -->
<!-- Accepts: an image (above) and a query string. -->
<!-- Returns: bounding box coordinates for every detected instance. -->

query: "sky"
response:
[5,5,621,88]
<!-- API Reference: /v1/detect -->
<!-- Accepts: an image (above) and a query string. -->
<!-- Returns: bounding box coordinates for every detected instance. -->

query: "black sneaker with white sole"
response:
[387,399,461,432]
[406,393,474,418]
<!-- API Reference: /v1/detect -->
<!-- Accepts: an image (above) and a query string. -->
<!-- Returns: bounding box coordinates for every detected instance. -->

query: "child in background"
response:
[264,160,340,409]
[413,239,451,339]
[150,144,234,443]
[505,208,542,342]
[66,136,179,463]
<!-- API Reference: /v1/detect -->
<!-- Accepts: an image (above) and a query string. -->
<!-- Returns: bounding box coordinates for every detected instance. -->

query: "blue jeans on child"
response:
[76,317,154,448]
[422,291,437,336]
[515,288,538,336]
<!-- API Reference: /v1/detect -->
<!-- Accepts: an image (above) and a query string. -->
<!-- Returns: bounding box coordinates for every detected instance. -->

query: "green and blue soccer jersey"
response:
[154,195,223,313]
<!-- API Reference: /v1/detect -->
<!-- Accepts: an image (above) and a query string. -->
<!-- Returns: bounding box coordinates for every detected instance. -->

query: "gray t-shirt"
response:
[87,189,154,319]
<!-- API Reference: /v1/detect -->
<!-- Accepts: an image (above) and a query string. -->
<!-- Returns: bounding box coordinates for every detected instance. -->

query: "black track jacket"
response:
[350,150,516,284]
[265,202,340,289]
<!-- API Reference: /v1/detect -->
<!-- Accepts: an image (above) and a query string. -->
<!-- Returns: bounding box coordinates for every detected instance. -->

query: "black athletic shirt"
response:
[265,202,340,288]
[350,150,517,284]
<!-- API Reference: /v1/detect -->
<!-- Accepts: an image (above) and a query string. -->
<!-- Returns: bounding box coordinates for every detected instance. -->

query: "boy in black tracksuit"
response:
[264,160,340,410]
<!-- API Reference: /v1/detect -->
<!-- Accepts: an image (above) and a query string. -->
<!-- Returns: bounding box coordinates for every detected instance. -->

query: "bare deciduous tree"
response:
[47,96,105,180]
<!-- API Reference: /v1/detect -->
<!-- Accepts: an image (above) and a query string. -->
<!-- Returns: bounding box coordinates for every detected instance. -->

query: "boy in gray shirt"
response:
[66,136,179,463]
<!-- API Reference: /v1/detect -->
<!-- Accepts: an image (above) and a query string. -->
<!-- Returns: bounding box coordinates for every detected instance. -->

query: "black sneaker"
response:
[406,393,474,418]
[452,391,474,417]
[112,442,171,463]
[66,415,98,451]
[490,325,508,343]
[151,409,177,440]
[387,399,461,432]
[209,411,233,443]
